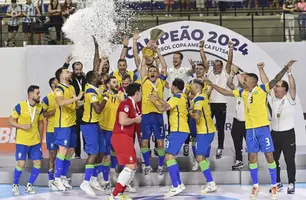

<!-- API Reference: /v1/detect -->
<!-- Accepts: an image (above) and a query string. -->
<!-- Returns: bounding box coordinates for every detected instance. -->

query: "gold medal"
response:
[277,113,281,118]
[238,101,241,105]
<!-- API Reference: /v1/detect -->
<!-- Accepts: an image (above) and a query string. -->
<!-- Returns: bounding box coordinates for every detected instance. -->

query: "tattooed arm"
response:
[268,60,296,89]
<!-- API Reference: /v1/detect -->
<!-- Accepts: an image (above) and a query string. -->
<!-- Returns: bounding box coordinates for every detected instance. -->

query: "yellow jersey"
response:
[42,92,56,133]
[82,84,103,123]
[168,93,190,133]
[54,83,76,128]
[142,76,167,115]
[233,83,270,129]
[110,70,138,86]
[10,101,44,146]
[99,85,107,93]
[99,91,125,131]
[191,93,216,134]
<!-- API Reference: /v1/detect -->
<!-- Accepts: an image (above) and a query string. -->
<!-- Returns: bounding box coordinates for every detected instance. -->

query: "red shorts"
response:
[111,133,137,165]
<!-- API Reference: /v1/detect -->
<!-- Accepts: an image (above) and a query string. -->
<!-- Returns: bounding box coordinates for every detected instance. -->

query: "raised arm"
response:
[225,41,233,74]
[133,30,141,68]
[120,36,129,60]
[206,80,235,97]
[257,62,269,84]
[92,35,100,72]
[287,65,296,100]
[199,40,209,72]
[63,54,72,69]
[139,56,147,79]
[156,47,167,76]
[226,71,236,90]
[268,60,296,89]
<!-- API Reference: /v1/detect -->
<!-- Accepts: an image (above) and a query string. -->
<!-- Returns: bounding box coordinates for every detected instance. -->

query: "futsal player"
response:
[206,61,294,200]
[80,71,107,196]
[9,85,44,195]
[148,78,189,198]
[41,77,59,190]
[99,76,125,193]
[53,68,83,191]
[109,83,142,200]
[139,57,168,177]
[189,79,217,193]
[110,59,138,86]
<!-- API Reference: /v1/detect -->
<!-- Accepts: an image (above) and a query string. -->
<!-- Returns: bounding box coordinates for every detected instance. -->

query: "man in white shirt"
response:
[200,40,233,159]
[258,61,297,195]
[166,52,195,156]
[226,68,246,170]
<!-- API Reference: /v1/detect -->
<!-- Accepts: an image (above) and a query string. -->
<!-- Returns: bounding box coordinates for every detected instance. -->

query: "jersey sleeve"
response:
[39,108,44,120]
[54,87,64,97]
[86,88,99,104]
[42,96,49,111]
[11,104,21,118]
[260,83,271,93]
[193,96,205,111]
[118,101,131,115]
[167,96,179,109]
[233,88,244,97]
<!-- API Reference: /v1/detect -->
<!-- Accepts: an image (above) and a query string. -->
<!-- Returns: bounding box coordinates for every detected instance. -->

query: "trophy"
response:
[142,28,165,59]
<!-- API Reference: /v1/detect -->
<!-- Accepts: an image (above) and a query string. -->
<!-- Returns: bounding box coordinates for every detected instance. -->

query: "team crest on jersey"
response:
[92,95,97,101]
[124,106,129,112]
[56,90,62,95]
[129,156,133,161]
[195,102,200,107]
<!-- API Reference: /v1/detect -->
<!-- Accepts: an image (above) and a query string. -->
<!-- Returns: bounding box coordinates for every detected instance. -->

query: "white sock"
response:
[117,167,133,186]
[127,170,136,185]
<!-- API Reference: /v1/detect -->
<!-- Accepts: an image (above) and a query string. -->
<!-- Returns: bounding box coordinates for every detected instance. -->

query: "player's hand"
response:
[286,60,297,70]
[22,124,31,130]
[148,93,158,102]
[204,80,213,86]
[66,54,73,63]
[133,29,140,41]
[76,100,84,107]
[228,40,233,49]
[199,40,204,48]
[92,35,98,46]
[188,58,196,68]
[75,91,84,100]
[101,55,109,60]
[123,36,129,46]
[257,62,265,69]
[134,115,142,124]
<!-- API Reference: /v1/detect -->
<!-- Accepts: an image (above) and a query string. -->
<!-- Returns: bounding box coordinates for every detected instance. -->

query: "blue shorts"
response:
[81,123,105,154]
[102,129,113,155]
[246,126,274,153]
[46,132,58,151]
[15,143,43,161]
[166,132,189,155]
[141,113,165,140]
[196,133,215,157]
[188,117,197,137]
[55,126,77,148]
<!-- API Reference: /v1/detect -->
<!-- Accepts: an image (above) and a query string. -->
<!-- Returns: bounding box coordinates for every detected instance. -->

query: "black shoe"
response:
[232,160,243,170]
[216,149,223,159]
[183,144,189,156]
[269,182,283,193]
[154,148,158,156]
[287,183,295,194]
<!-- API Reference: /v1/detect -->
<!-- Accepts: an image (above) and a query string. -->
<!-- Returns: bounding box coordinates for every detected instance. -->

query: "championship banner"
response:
[109,21,306,147]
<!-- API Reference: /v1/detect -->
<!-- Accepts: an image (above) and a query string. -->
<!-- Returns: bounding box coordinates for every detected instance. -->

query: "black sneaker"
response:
[216,149,223,159]
[154,148,158,156]
[232,160,243,170]
[287,183,295,194]
[183,144,189,156]
[269,182,283,193]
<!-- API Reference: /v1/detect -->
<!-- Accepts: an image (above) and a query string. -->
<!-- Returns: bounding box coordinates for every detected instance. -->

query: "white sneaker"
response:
[192,160,199,171]
[48,180,58,191]
[53,178,67,191]
[165,14,168,17]
[143,166,153,176]
[200,182,217,194]
[157,166,164,176]
[164,186,183,198]
[179,183,186,190]
[200,14,203,17]
[250,186,260,200]
[110,168,117,183]
[104,182,112,195]
[126,184,136,193]
[90,177,104,191]
[12,184,19,196]
[80,181,96,196]
[25,183,36,194]
[61,176,72,189]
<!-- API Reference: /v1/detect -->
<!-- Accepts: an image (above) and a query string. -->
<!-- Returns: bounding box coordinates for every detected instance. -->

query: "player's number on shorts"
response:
[165,140,169,149]
[265,138,270,147]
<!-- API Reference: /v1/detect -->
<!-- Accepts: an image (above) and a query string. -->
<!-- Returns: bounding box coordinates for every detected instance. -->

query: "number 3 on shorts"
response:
[265,138,270,147]
[165,140,170,149]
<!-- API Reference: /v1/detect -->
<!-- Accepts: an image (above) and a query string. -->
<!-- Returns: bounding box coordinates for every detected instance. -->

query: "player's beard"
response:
[32,97,40,104]
[111,87,118,94]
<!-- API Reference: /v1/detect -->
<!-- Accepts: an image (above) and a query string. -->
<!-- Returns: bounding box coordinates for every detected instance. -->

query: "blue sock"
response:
[268,161,277,185]
[175,164,182,185]
[92,165,99,177]
[166,159,179,187]
[84,164,94,181]
[192,139,197,159]
[199,160,213,182]
[110,151,117,169]
[250,163,259,185]
[28,165,41,184]
[141,148,151,167]
[102,161,110,182]
[97,164,103,173]
[48,169,54,181]
[55,154,65,178]
[157,148,165,167]
[13,166,23,185]
[61,157,72,177]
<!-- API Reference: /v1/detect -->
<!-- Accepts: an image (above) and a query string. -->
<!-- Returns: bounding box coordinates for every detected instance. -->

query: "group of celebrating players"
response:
[8,30,296,200]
